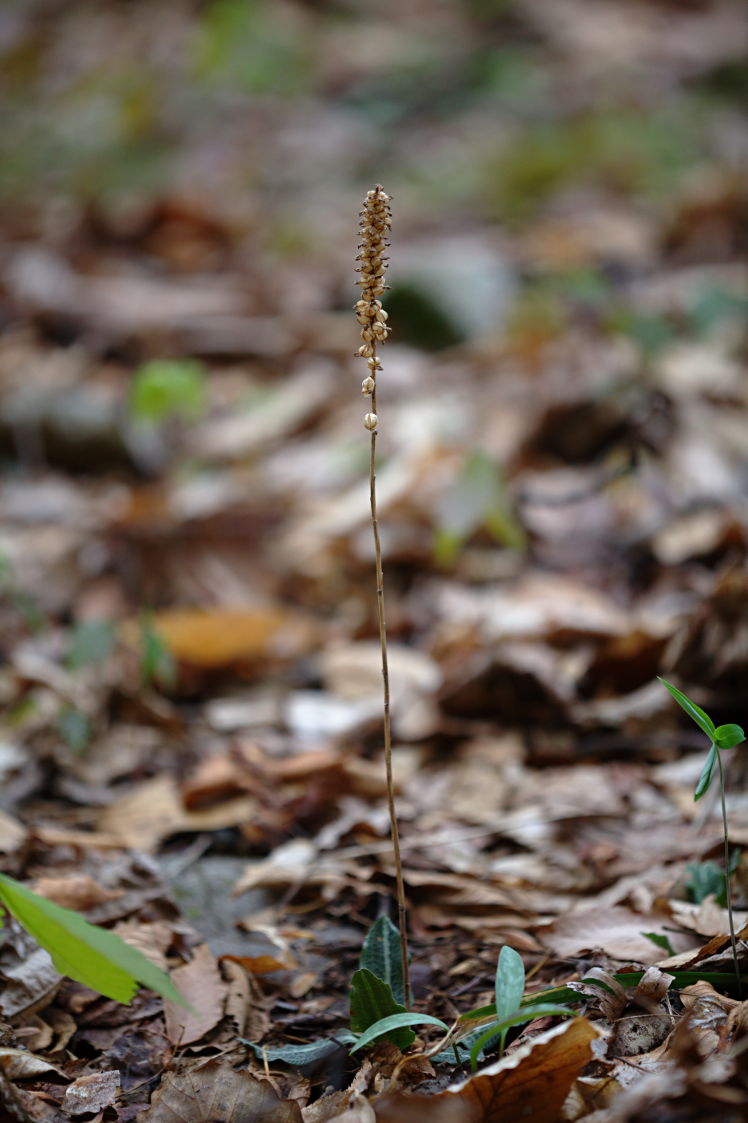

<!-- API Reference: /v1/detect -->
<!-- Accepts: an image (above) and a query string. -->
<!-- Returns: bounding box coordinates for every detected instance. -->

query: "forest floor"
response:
[0,1,747,1120]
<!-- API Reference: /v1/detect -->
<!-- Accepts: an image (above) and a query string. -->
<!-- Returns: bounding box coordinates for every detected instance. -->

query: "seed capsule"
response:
[363,412,378,430]
[361,377,376,395]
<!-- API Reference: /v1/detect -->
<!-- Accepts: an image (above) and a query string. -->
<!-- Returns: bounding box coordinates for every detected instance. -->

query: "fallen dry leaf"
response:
[62,1070,120,1116]
[31,874,123,912]
[98,774,256,851]
[137,607,315,669]
[136,1060,303,1122]
[164,944,227,1046]
[374,1018,600,1122]
[537,906,695,962]
[0,1046,68,1081]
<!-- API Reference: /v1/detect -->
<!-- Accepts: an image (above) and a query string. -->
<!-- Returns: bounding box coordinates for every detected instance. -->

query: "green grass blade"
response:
[0,874,189,1007]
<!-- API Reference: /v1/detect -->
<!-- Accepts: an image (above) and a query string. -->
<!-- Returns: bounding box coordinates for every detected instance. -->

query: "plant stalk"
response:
[369,381,410,1002]
[716,750,741,996]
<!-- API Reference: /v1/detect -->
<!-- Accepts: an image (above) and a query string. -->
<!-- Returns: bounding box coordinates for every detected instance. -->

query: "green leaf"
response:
[495,945,525,1023]
[714,724,746,750]
[0,874,189,1008]
[140,617,177,690]
[468,1005,576,1072]
[243,1035,356,1066]
[349,1013,449,1055]
[434,450,525,565]
[349,968,414,1050]
[641,931,675,956]
[694,743,718,801]
[658,677,716,737]
[359,916,406,1005]
[67,619,116,671]
[431,1025,492,1066]
[460,968,748,1024]
[129,360,206,425]
[56,707,91,754]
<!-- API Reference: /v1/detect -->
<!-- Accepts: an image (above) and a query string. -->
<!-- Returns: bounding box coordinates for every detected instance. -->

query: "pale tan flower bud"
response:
[361,376,376,395]
[363,412,378,430]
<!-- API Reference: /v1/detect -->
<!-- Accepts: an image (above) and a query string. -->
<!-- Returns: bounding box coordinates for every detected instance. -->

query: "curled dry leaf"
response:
[0,1046,69,1081]
[374,1017,600,1123]
[631,966,675,1008]
[136,1060,303,1122]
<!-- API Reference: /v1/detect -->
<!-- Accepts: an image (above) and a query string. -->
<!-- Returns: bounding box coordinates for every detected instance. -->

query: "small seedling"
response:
[351,943,576,1071]
[245,914,746,1070]
[659,677,745,991]
[686,854,740,907]
[434,449,526,565]
[129,359,206,426]
[140,615,177,690]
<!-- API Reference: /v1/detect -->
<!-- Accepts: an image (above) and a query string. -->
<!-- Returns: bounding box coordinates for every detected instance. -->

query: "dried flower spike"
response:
[355,185,392,409]
[354,186,409,1001]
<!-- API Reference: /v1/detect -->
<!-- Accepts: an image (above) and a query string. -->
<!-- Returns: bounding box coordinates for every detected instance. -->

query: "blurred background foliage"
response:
[1,0,744,235]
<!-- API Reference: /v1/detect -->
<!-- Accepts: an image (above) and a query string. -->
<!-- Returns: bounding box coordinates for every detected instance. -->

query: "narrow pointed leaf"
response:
[658,678,715,737]
[0,874,189,1007]
[349,1013,449,1054]
[243,1035,356,1065]
[694,743,718,801]
[461,968,748,1023]
[495,945,525,1023]
[468,1004,576,1071]
[714,724,746,750]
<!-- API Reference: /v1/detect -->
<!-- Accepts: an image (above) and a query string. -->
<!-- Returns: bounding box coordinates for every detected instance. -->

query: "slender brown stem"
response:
[716,751,741,996]
[369,382,410,1001]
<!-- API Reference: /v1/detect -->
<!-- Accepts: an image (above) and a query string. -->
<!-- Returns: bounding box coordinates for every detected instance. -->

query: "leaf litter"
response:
[1,0,748,1119]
